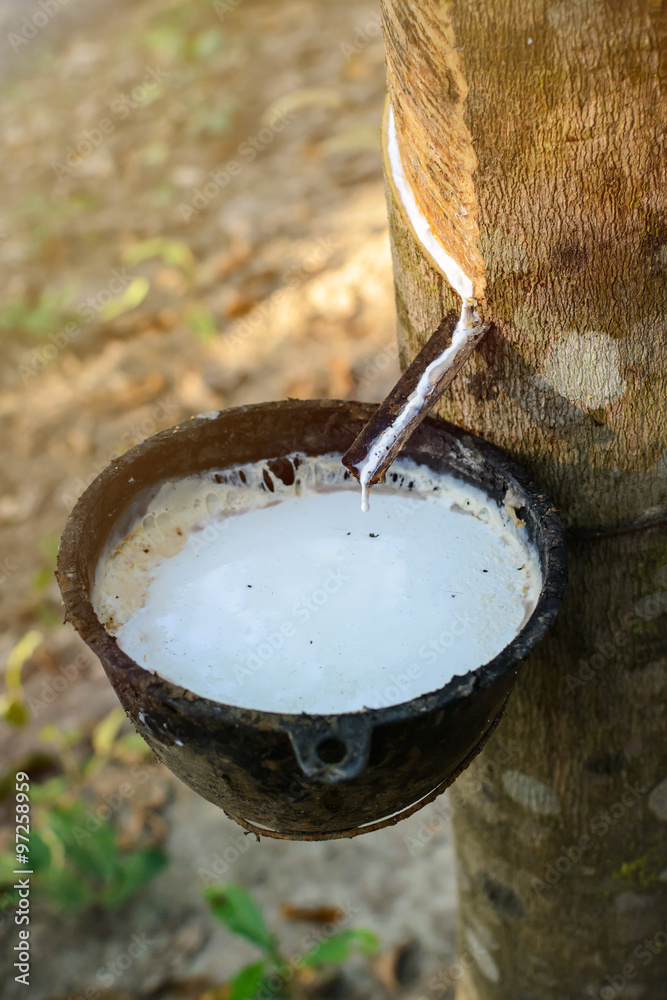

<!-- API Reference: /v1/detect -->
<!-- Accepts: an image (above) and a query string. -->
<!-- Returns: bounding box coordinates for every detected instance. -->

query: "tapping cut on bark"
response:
[381,0,486,299]
[379,1,667,998]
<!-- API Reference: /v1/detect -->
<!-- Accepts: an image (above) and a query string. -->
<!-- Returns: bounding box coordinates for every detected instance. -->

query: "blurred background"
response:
[0,1,460,997]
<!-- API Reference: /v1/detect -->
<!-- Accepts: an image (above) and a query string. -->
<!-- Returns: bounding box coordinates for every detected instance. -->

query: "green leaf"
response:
[116,732,151,754]
[122,236,195,270]
[0,850,19,887]
[301,928,379,968]
[31,566,53,591]
[91,706,126,759]
[185,304,218,342]
[48,804,118,882]
[39,866,93,911]
[193,28,225,60]
[205,884,276,952]
[40,535,59,564]
[101,847,167,907]
[32,601,61,627]
[28,829,52,873]
[228,960,267,1000]
[97,276,150,322]
[27,775,68,805]
[1,697,29,726]
[3,630,43,705]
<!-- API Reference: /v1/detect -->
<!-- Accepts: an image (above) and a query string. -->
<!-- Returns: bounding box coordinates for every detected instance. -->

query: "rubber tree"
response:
[378,2,667,998]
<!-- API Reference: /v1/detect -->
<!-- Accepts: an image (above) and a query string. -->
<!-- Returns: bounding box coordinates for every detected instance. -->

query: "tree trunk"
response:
[379,2,667,998]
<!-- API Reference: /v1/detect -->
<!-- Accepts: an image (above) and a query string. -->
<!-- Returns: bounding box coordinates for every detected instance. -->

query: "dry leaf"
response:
[279,903,344,924]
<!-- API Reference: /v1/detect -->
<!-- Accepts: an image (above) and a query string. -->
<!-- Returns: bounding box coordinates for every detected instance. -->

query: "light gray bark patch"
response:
[501,769,560,815]
[614,891,653,913]
[647,777,667,821]
[535,331,627,409]
[464,926,500,983]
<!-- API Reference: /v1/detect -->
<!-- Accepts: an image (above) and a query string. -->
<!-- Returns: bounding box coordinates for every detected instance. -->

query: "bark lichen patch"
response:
[536,331,627,409]
[613,850,666,889]
[501,769,560,815]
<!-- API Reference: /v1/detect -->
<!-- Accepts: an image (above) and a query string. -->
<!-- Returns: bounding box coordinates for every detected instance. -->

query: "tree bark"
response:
[379,2,667,998]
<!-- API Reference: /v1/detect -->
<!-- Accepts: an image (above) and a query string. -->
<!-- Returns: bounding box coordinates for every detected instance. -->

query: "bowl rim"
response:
[57,398,567,738]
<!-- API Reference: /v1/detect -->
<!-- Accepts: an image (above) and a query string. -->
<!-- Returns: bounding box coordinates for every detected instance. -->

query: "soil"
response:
[0,0,458,996]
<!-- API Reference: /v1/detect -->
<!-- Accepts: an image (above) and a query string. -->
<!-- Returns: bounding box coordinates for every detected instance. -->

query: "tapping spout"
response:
[342,310,489,506]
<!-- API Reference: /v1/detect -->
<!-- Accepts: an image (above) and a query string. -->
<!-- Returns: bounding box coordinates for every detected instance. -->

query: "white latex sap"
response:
[93,455,541,715]
[355,107,485,513]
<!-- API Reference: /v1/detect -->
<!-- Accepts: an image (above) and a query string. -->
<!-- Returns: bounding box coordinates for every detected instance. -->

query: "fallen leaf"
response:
[279,903,344,924]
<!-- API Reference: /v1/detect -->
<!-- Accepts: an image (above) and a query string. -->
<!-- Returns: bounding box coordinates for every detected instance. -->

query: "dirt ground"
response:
[0,0,459,996]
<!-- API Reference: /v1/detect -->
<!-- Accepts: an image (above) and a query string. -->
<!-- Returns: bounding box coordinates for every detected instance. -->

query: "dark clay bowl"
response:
[57,400,567,840]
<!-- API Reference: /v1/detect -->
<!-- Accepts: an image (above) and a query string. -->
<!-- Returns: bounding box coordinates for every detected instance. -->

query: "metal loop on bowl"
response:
[285,716,372,784]
[231,700,509,840]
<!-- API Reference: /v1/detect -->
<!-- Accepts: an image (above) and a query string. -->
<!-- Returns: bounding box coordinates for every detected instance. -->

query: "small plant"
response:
[0,798,165,912]
[0,630,43,725]
[184,302,219,343]
[97,276,151,323]
[0,284,80,338]
[204,883,379,1000]
[121,236,195,272]
[120,236,221,343]
[0,704,167,914]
